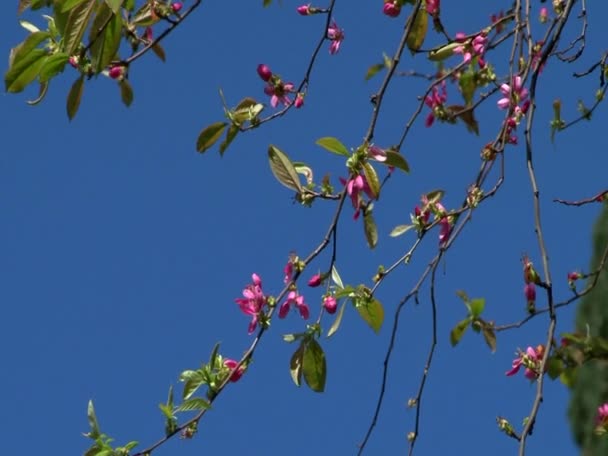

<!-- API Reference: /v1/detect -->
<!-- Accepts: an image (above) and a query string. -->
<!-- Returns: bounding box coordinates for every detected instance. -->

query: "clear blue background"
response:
[1,1,607,455]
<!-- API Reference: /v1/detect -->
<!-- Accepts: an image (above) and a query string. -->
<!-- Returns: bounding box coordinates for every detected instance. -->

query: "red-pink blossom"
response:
[424,82,447,127]
[308,274,322,287]
[323,295,337,314]
[438,217,452,245]
[539,7,548,23]
[294,93,304,108]
[108,65,123,79]
[223,359,245,382]
[235,273,267,334]
[279,290,310,319]
[297,4,312,15]
[497,76,529,110]
[368,145,387,162]
[383,1,401,17]
[171,2,183,12]
[506,345,544,379]
[327,21,344,55]
[284,260,294,284]
[257,64,272,82]
[264,81,295,108]
[426,0,440,16]
[597,403,608,425]
[340,174,375,220]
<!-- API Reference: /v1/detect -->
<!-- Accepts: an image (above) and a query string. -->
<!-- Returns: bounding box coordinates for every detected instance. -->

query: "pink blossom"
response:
[506,345,544,379]
[294,93,304,108]
[284,260,294,284]
[297,4,312,15]
[368,145,387,162]
[414,205,430,224]
[597,403,608,425]
[539,7,548,23]
[383,1,401,17]
[171,2,183,12]
[438,217,452,245]
[257,64,272,82]
[68,56,79,68]
[223,359,245,382]
[308,274,322,287]
[323,295,337,314]
[424,82,447,127]
[426,0,440,16]
[235,273,267,334]
[279,290,310,319]
[497,76,529,110]
[327,21,344,55]
[340,174,375,220]
[264,81,295,108]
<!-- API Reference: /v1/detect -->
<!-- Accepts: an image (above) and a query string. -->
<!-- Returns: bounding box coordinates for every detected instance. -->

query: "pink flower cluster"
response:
[383,0,439,18]
[235,273,267,334]
[223,359,245,382]
[497,76,530,144]
[412,195,452,245]
[453,32,488,67]
[279,290,310,319]
[327,21,344,55]
[257,64,297,108]
[506,345,544,379]
[424,82,448,127]
[340,174,375,220]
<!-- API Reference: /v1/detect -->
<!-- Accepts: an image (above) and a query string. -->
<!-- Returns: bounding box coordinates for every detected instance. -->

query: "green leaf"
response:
[363,210,378,249]
[559,366,577,387]
[5,48,48,93]
[428,42,462,61]
[283,333,297,343]
[546,357,564,380]
[61,0,89,12]
[166,385,174,410]
[158,403,173,419]
[174,397,210,413]
[268,145,303,192]
[458,71,476,106]
[18,0,32,15]
[180,370,206,400]
[331,265,344,289]
[66,75,84,120]
[38,52,69,82]
[327,300,346,338]
[152,43,166,62]
[357,298,384,334]
[384,150,410,173]
[315,137,350,157]
[209,342,220,368]
[196,122,227,153]
[362,162,380,199]
[334,285,357,299]
[425,189,445,204]
[119,79,134,107]
[10,31,49,69]
[406,6,428,53]
[104,0,122,14]
[469,298,485,318]
[219,124,239,156]
[450,318,471,347]
[87,400,101,439]
[290,342,305,387]
[90,5,122,74]
[447,105,479,135]
[302,339,326,392]
[455,289,469,302]
[63,0,97,55]
[390,224,414,237]
[481,325,496,353]
[26,81,49,105]
[365,62,385,81]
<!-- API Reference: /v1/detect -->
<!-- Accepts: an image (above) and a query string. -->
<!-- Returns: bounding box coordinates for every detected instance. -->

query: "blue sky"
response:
[2,1,608,455]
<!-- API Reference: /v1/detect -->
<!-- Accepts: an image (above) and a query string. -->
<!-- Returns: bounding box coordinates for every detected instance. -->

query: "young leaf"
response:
[363,210,378,249]
[119,79,134,107]
[327,300,346,338]
[63,0,96,55]
[174,397,210,413]
[4,48,47,93]
[384,150,410,173]
[481,326,497,353]
[196,122,227,153]
[152,43,166,62]
[180,370,205,400]
[406,6,428,53]
[450,318,471,347]
[8,31,50,69]
[208,342,221,368]
[365,62,385,81]
[331,265,344,289]
[469,298,485,318]
[455,289,469,303]
[390,224,414,237]
[362,162,380,199]
[66,75,85,120]
[302,339,326,392]
[90,6,122,74]
[290,342,305,387]
[61,0,89,12]
[315,137,350,157]
[38,52,69,82]
[219,124,239,156]
[104,0,122,14]
[356,298,384,334]
[428,42,462,61]
[268,145,303,192]
[87,400,101,439]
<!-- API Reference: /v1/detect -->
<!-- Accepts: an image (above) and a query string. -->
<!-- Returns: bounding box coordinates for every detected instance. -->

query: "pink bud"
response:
[308,273,322,287]
[145,27,153,42]
[539,7,548,23]
[223,359,244,382]
[383,2,401,17]
[323,296,337,314]
[294,93,304,108]
[108,65,123,79]
[171,2,183,12]
[524,282,536,302]
[297,4,311,15]
[68,56,79,68]
[257,64,272,82]
[252,273,262,287]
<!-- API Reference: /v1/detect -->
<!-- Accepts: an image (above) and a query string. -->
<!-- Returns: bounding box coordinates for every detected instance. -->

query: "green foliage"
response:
[316,136,350,157]
[268,145,304,193]
[451,291,495,352]
[406,5,427,53]
[569,204,608,455]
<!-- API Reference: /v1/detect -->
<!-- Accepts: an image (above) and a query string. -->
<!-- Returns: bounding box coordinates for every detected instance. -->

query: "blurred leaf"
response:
[390,224,414,237]
[290,342,305,387]
[450,318,471,347]
[19,20,40,33]
[152,42,166,62]
[5,48,47,93]
[268,145,303,192]
[455,289,469,302]
[357,298,384,333]
[469,298,485,318]
[331,265,344,289]
[174,397,210,413]
[119,79,134,107]
[448,105,479,135]
[18,0,32,15]
[66,74,84,120]
[327,300,346,338]
[90,5,122,73]
[363,210,378,249]
[362,162,380,199]
[196,122,227,153]
[316,137,350,157]
[219,124,239,156]
[458,71,476,106]
[63,0,96,55]
[406,6,428,53]
[481,325,496,352]
[87,400,101,439]
[283,333,297,343]
[547,357,564,380]
[26,81,49,105]
[38,52,69,82]
[302,339,326,392]
[425,189,445,204]
[384,150,410,173]
[365,62,384,81]
[560,367,578,387]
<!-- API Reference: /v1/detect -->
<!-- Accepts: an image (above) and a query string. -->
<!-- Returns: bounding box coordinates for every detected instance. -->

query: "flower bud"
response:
[171,2,183,12]
[383,2,401,18]
[323,295,337,314]
[308,273,322,287]
[539,7,548,23]
[257,64,272,82]
[294,93,304,108]
[297,4,312,15]
[108,65,123,79]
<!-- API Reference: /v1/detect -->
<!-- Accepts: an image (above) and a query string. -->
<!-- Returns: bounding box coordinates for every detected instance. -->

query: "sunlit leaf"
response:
[104,0,122,14]
[469,298,485,318]
[19,20,40,33]
[363,210,378,249]
[290,342,305,387]
[174,397,210,412]
[357,298,384,333]
[384,150,410,173]
[87,400,101,439]
[365,62,385,81]
[196,122,227,153]
[327,300,346,338]
[180,370,205,400]
[63,0,96,55]
[268,145,303,192]
[66,75,84,120]
[219,124,239,156]
[316,137,350,157]
[302,339,326,392]
[38,52,69,82]
[90,5,122,74]
[4,48,47,93]
[362,162,380,199]
[406,6,428,53]
[8,31,50,70]
[450,318,471,347]
[61,0,89,12]
[331,265,344,289]
[390,224,414,237]
[428,42,462,61]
